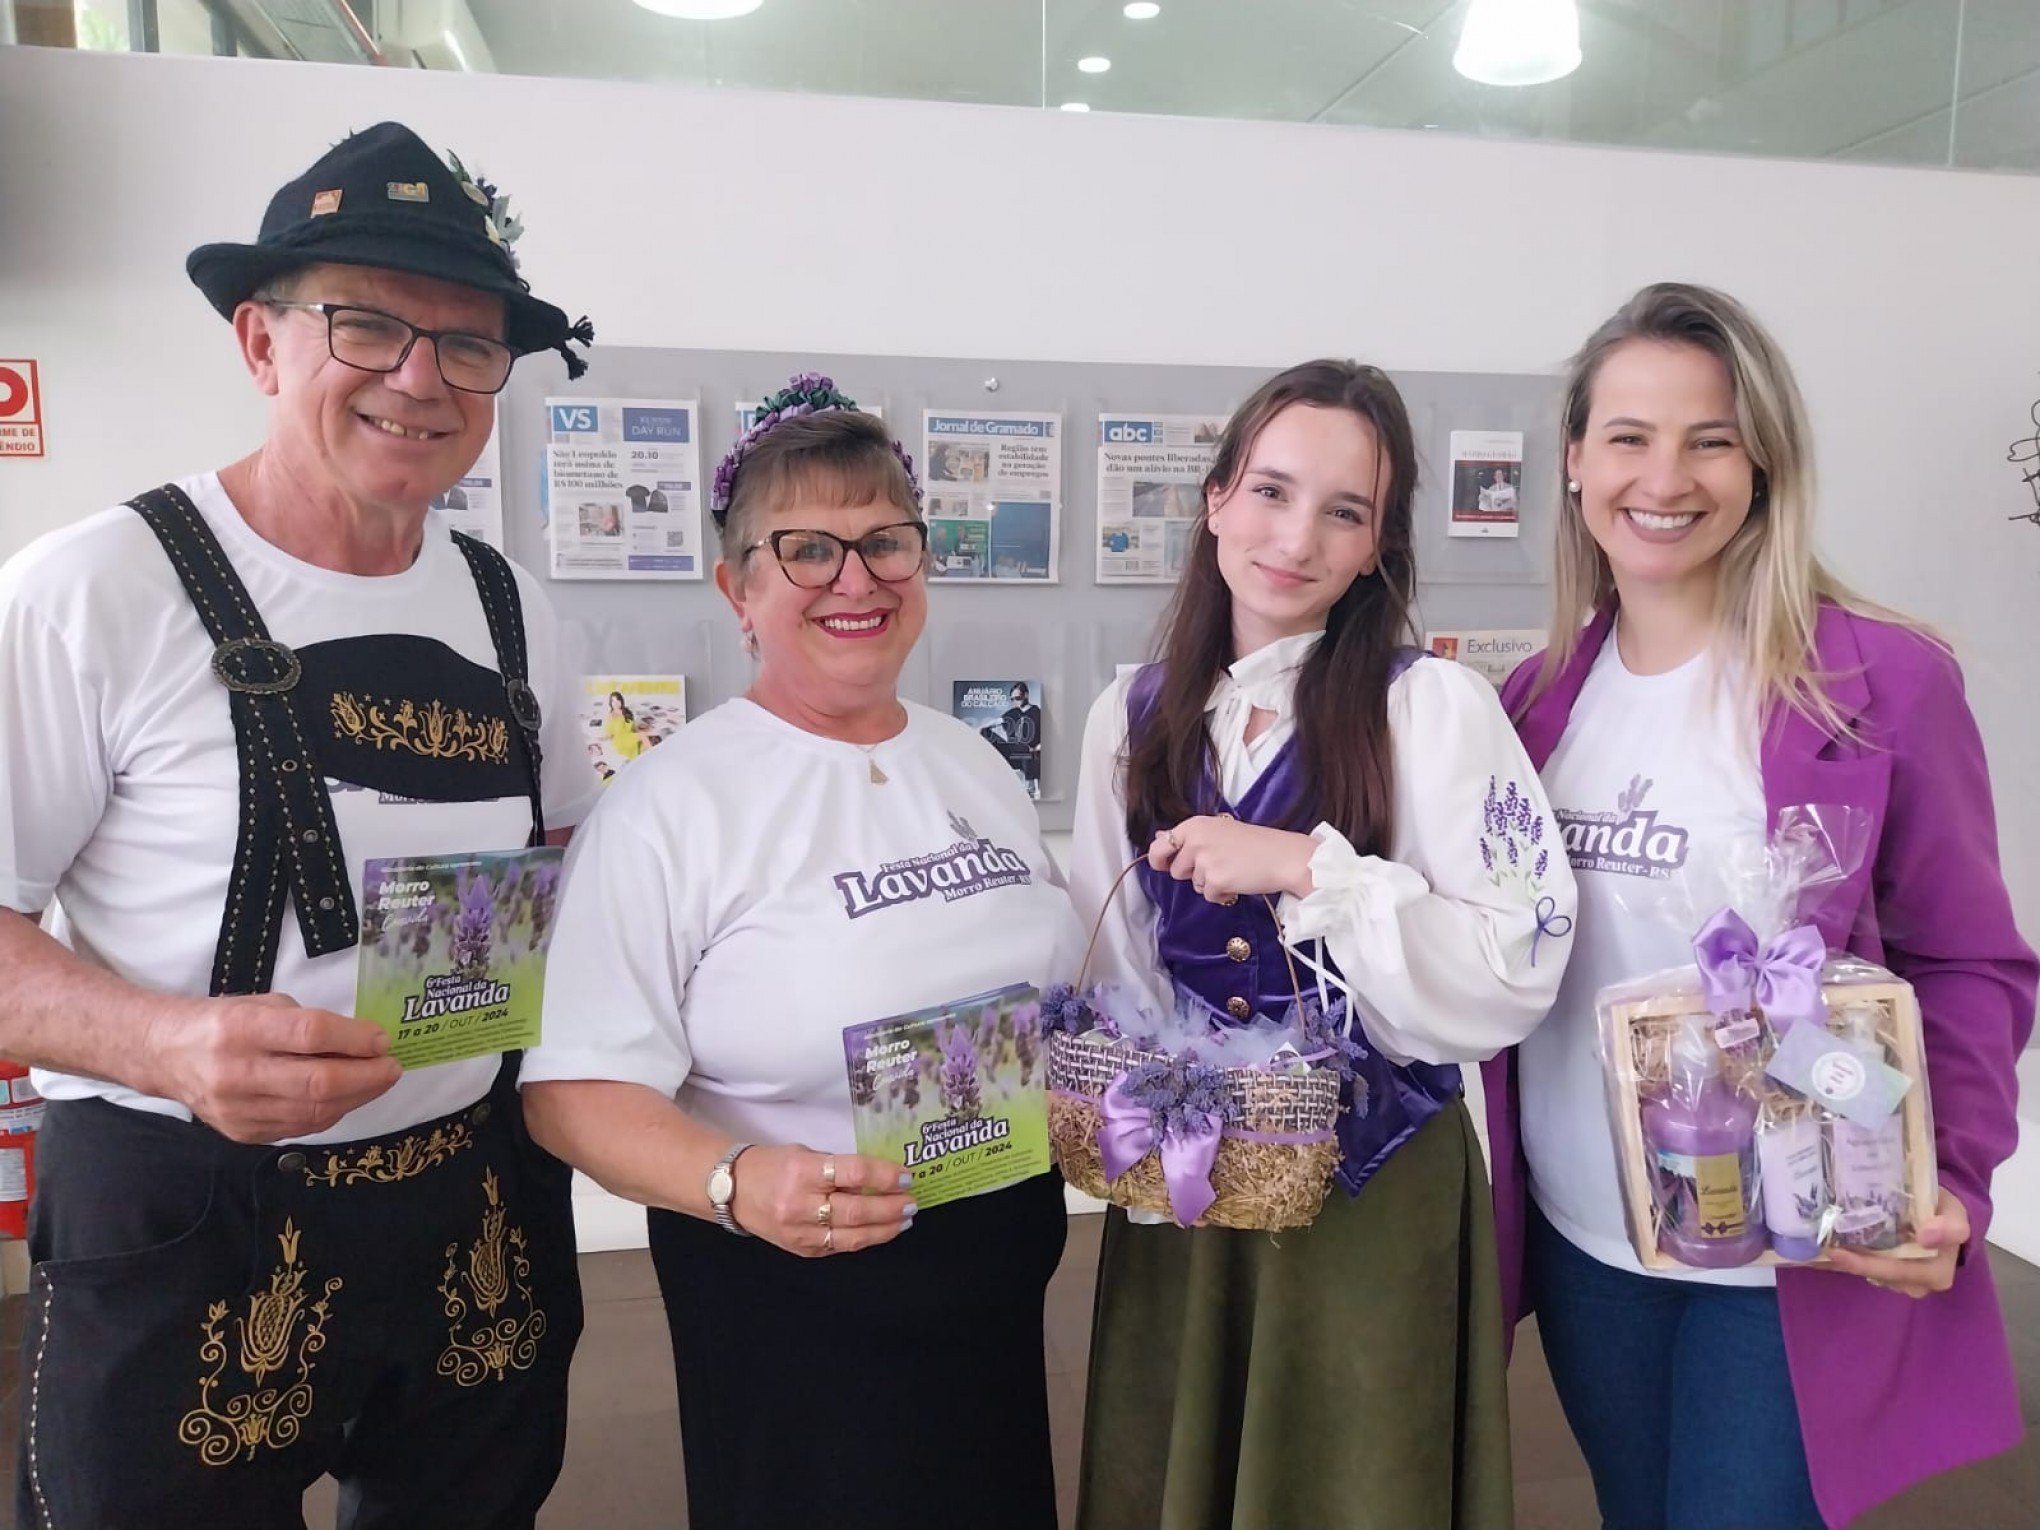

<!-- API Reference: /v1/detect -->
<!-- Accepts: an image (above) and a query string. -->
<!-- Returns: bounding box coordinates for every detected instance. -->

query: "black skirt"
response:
[650,1171,1068,1530]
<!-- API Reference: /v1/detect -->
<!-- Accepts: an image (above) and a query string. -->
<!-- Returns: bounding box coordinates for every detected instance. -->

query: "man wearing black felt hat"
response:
[0,123,596,1526]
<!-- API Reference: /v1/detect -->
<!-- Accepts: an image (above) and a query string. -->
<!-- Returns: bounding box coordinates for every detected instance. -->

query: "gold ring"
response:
[1219,893,1239,906]
[816,1197,833,1227]
[821,1155,836,1188]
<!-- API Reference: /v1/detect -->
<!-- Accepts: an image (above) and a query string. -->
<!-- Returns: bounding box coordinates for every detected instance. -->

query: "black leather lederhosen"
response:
[16,486,581,1530]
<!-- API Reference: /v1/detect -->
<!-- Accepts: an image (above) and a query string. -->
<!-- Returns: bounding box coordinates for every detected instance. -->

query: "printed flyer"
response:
[1425,628,1545,688]
[1094,412,1223,583]
[581,675,687,787]
[922,409,1062,582]
[843,984,1048,1209]
[356,847,564,1069]
[545,397,704,579]
[1447,429,1525,539]
[953,680,1045,801]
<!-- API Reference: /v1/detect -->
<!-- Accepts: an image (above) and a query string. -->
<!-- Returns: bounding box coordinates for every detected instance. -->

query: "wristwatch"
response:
[706,1142,755,1236]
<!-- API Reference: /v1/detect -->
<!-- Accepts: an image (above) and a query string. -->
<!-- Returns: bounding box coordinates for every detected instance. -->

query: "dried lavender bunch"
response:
[1119,1052,1231,1140]
[1299,997,1367,1078]
[1041,982,1097,1036]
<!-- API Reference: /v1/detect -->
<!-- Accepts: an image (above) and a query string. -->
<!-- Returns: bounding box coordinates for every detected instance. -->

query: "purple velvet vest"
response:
[1127,658,1462,1196]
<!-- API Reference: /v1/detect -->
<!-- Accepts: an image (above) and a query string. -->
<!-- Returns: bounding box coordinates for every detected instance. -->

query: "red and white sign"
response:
[0,360,45,457]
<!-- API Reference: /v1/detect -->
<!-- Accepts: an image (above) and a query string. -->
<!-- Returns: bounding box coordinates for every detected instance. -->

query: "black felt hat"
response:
[187,122,592,378]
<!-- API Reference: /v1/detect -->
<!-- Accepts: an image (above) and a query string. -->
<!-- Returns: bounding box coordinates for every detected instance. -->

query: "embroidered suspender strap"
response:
[126,485,359,995]
[450,532,546,847]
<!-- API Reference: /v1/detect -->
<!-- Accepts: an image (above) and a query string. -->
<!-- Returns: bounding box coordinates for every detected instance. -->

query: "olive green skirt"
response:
[1076,1100,1513,1530]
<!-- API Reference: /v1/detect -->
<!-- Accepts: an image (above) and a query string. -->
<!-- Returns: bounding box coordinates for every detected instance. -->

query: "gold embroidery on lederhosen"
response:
[436,1168,547,1386]
[330,692,510,764]
[179,1219,342,1465]
[299,1121,476,1187]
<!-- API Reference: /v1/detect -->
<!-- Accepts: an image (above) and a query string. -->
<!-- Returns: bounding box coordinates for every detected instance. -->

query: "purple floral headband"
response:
[709,371,923,528]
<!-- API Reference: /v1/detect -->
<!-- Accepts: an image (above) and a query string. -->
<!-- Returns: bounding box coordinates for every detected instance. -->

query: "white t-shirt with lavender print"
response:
[1520,635,1773,1285]
[524,698,1086,1154]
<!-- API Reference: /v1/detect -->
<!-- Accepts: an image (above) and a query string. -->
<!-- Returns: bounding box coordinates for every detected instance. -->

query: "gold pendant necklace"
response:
[860,745,888,785]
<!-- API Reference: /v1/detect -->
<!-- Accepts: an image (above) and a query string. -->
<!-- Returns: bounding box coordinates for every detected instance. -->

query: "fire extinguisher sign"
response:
[0,359,45,458]
[0,1070,43,1235]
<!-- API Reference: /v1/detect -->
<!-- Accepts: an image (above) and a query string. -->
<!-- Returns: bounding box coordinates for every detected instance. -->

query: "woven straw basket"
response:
[1048,862,1345,1231]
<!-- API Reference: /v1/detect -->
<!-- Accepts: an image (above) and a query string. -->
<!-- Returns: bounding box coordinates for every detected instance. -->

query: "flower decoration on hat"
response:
[710,372,923,528]
[445,151,525,268]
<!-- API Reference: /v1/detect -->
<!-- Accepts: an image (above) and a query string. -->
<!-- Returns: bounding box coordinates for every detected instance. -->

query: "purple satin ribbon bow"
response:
[1098,1073,1221,1226]
[1693,907,1826,1033]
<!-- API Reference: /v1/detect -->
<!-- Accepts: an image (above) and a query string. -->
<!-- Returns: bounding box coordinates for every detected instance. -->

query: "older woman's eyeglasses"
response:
[265,301,516,395]
[745,523,928,588]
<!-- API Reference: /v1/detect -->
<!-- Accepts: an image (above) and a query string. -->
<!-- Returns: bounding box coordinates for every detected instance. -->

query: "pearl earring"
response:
[1567,479,1581,494]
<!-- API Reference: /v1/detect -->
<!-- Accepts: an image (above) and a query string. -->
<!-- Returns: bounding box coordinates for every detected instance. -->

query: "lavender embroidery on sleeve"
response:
[1479,776,1573,963]
[1479,776,1549,896]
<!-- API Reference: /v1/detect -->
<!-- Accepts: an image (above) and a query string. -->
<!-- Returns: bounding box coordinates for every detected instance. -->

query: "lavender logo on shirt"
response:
[833,815,1034,920]
[1555,774,1690,879]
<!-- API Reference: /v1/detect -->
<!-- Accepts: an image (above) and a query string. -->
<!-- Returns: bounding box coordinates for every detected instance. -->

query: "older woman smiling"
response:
[521,375,1083,1529]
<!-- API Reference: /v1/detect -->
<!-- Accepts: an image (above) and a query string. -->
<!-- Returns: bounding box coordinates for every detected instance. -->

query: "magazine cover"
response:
[843,984,1048,1209]
[356,847,564,1069]
[1447,428,1525,539]
[582,674,686,786]
[952,679,1044,800]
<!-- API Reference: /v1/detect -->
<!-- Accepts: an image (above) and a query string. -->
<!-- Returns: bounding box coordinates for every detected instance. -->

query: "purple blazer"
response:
[1482,602,2036,1527]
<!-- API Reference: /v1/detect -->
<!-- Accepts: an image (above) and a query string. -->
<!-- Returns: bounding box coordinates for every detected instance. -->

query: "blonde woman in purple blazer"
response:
[1484,282,2036,1528]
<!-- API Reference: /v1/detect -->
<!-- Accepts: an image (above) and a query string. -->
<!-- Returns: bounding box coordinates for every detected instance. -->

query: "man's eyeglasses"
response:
[266,301,516,395]
[744,523,929,588]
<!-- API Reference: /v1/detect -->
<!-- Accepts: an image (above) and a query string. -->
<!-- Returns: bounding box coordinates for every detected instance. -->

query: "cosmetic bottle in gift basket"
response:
[1596,806,1938,1271]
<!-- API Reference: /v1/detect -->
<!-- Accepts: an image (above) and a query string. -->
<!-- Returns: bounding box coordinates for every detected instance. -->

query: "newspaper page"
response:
[1095,412,1223,583]
[1447,429,1524,539]
[1425,628,1545,688]
[432,409,504,549]
[545,397,704,579]
[922,410,1062,583]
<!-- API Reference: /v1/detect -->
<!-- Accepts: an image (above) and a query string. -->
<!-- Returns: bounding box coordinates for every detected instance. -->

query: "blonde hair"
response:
[1534,282,1923,739]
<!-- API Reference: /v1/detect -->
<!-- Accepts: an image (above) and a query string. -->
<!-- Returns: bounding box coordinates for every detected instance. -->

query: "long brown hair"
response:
[1123,360,1419,852]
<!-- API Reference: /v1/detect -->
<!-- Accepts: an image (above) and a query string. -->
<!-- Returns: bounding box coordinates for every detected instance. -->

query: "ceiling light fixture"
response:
[1453,0,1581,87]
[1060,102,1092,112]
[633,0,765,20]
[1077,55,1112,74]
[1124,3,1161,18]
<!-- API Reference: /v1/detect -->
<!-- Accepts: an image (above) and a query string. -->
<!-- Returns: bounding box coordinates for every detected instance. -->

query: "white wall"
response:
[2,46,2034,1246]
[3,48,2035,916]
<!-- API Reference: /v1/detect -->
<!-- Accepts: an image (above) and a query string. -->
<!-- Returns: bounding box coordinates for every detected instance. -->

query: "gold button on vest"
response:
[1226,995,1252,1019]
[1226,936,1251,962]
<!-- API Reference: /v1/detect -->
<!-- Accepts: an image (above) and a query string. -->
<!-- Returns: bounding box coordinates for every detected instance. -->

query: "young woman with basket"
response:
[1065,359,1578,1529]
